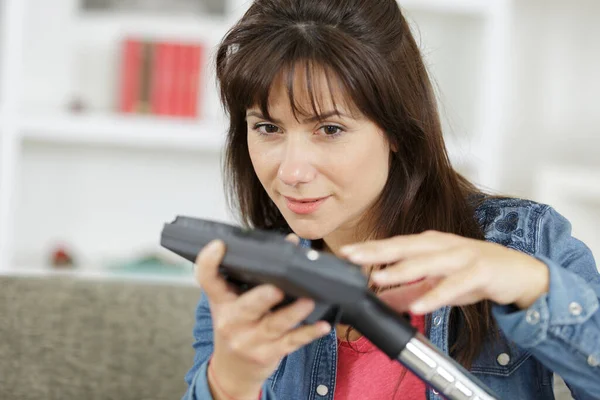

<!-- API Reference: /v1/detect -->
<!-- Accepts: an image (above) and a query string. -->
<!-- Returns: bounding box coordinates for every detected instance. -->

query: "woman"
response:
[183,0,600,399]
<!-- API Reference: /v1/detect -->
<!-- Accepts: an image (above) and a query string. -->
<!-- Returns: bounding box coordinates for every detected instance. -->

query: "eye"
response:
[318,125,344,138]
[254,123,282,135]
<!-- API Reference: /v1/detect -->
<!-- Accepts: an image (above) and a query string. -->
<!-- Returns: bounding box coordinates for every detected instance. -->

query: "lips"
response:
[283,196,330,215]
[285,196,327,203]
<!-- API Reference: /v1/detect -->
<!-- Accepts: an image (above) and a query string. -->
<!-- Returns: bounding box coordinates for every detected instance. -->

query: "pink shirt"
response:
[334,313,427,400]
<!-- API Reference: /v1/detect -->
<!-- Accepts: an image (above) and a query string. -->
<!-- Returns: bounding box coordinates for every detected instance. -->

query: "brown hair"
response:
[216,0,495,369]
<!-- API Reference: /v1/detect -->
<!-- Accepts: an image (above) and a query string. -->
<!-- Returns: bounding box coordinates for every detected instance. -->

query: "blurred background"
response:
[0,0,597,398]
[2,0,598,281]
[0,0,599,279]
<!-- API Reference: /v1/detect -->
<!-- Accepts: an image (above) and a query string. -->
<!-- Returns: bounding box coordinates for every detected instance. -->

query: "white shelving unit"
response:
[1,265,197,286]
[0,0,26,273]
[0,0,512,278]
[400,0,492,15]
[19,113,226,152]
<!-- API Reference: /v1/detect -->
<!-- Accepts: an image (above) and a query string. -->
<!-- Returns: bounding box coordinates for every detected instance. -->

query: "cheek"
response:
[333,141,389,192]
[248,140,264,180]
[248,141,278,186]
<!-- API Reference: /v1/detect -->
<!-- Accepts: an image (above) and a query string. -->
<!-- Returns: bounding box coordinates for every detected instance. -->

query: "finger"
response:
[285,233,301,245]
[223,284,285,325]
[377,278,442,313]
[409,267,485,315]
[259,298,316,339]
[371,246,474,286]
[340,231,456,265]
[274,320,332,356]
[194,240,237,304]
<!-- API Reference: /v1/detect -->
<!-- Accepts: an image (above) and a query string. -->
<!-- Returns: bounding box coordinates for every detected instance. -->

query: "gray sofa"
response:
[0,274,574,400]
[0,274,200,400]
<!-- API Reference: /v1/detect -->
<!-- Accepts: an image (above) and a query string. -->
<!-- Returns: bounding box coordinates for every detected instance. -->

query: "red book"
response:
[148,41,205,118]
[119,38,142,113]
[189,44,203,118]
[158,42,177,116]
[172,43,185,117]
[150,42,165,115]
[181,44,194,118]
[176,44,189,118]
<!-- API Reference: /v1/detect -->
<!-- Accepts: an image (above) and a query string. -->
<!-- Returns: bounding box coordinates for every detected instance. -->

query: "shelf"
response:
[74,12,230,43]
[18,113,226,152]
[0,266,197,286]
[71,0,494,45]
[15,113,477,166]
[399,0,492,16]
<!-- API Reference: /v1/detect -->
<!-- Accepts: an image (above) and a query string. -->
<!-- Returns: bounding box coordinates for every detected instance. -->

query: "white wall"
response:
[491,0,600,261]
[502,0,600,197]
[406,9,486,182]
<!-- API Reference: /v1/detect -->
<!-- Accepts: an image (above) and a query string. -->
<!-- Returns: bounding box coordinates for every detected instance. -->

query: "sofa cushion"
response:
[0,274,200,400]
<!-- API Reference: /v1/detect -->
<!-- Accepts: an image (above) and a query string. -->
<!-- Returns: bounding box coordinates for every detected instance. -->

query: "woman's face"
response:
[246,69,391,246]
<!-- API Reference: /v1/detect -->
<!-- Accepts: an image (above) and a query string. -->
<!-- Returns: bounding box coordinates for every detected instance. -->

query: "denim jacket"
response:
[183,198,600,399]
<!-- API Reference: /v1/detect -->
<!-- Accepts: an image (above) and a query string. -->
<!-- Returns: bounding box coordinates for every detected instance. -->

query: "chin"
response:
[285,218,334,241]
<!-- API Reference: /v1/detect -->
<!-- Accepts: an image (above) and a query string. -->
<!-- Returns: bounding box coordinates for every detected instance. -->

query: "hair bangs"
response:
[278,58,363,124]
[226,27,364,124]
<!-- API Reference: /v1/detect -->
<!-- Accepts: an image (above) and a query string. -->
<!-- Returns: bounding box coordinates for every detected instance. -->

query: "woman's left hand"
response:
[340,231,551,315]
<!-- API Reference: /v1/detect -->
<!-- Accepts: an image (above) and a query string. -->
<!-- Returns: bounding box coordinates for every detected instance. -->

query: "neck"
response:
[322,225,372,342]
[322,224,365,257]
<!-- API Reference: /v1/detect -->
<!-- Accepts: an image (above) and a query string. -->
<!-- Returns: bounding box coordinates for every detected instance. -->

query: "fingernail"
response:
[346,253,368,264]
[340,246,356,256]
[205,240,222,254]
[263,286,279,300]
[320,323,331,334]
[410,301,427,314]
[372,271,388,282]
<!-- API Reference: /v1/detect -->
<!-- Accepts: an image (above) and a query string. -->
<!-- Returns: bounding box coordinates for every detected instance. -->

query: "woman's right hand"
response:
[195,235,332,400]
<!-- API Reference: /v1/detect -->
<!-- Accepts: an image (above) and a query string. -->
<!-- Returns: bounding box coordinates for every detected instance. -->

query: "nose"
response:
[277,137,317,187]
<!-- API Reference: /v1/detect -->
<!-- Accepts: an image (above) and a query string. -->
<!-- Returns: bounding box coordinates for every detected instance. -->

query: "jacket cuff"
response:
[492,255,599,348]
[187,360,215,399]
[190,359,271,400]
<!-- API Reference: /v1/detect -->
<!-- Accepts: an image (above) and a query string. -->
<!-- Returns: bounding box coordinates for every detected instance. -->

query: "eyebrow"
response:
[245,110,349,124]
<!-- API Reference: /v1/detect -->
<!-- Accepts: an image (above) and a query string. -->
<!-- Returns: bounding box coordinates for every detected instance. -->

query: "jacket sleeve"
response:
[181,291,276,400]
[492,206,600,399]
